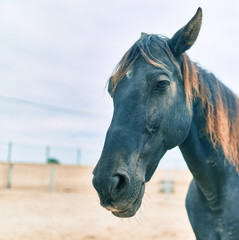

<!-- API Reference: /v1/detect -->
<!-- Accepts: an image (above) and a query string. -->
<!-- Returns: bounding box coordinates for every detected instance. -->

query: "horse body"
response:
[180,70,239,239]
[93,8,239,239]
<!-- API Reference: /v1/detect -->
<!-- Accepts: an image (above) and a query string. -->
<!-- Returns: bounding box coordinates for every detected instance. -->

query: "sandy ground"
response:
[0,165,195,240]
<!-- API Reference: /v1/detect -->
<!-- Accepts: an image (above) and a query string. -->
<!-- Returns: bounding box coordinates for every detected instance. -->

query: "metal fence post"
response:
[7,163,13,189]
[7,142,13,189]
[49,165,55,192]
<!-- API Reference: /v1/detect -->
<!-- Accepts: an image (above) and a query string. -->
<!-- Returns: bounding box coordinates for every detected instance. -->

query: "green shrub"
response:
[47,158,60,164]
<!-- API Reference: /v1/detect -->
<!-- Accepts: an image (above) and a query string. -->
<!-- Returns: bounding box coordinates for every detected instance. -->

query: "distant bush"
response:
[47,158,60,164]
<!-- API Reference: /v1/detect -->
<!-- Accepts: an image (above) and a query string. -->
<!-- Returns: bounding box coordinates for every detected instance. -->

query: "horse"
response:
[92,8,239,239]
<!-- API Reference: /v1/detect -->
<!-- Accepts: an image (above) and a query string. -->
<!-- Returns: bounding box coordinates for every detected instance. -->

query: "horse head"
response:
[93,8,202,218]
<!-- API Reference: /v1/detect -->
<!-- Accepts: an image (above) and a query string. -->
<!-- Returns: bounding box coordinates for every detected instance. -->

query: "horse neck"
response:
[179,70,236,193]
[181,112,231,203]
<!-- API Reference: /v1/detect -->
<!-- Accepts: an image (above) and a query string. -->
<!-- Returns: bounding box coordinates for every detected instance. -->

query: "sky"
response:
[0,0,238,166]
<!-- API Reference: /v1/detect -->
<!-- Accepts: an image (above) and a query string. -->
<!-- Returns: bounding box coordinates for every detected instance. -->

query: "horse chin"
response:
[111,183,145,218]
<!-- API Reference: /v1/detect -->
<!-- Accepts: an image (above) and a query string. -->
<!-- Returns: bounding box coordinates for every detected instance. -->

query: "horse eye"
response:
[156,80,170,91]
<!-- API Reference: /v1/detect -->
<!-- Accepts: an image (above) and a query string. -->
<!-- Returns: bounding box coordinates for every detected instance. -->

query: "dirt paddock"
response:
[0,164,195,240]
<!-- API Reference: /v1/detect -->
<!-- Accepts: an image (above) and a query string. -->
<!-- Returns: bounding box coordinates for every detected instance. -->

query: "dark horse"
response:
[93,8,239,239]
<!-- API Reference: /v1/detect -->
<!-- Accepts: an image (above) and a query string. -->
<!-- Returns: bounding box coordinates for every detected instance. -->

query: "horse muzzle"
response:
[92,169,145,218]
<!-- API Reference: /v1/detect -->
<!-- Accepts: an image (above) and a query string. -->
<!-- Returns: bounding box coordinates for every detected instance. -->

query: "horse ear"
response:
[169,7,202,56]
[140,32,148,38]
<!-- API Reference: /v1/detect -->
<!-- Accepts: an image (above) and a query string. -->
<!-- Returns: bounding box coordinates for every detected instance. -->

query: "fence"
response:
[0,140,189,197]
[0,141,90,165]
[0,162,93,192]
[0,162,191,203]
[0,140,188,168]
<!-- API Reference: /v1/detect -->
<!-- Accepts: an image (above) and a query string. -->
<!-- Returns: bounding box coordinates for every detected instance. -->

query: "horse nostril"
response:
[109,173,129,196]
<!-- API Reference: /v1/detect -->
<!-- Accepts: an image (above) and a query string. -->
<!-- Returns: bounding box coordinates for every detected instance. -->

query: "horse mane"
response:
[183,55,239,170]
[108,34,239,170]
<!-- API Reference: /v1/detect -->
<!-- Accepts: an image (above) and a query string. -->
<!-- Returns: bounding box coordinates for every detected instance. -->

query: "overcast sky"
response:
[0,0,238,165]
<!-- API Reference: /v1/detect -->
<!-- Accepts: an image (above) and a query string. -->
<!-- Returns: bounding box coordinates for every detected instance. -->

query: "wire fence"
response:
[0,162,190,203]
[0,141,189,197]
[0,141,99,193]
[0,141,101,165]
[0,141,187,168]
[0,162,93,192]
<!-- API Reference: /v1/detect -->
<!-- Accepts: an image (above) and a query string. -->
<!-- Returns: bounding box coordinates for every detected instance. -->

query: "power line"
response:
[0,95,107,118]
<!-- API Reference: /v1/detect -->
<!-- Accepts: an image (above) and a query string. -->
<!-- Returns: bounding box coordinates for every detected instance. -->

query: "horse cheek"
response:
[164,106,192,149]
